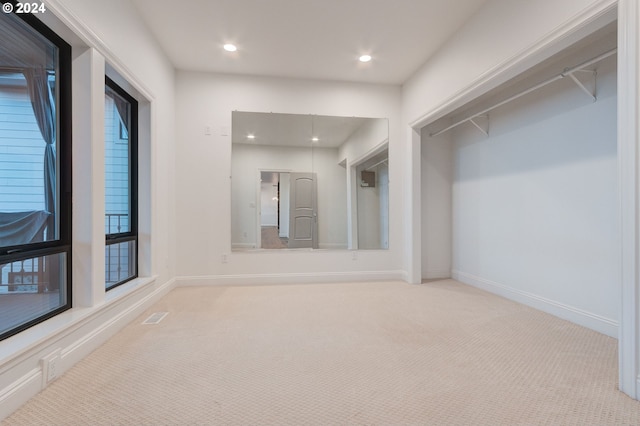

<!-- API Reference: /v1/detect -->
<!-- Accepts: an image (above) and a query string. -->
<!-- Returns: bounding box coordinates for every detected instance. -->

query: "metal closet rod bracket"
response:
[469,115,489,137]
[563,69,597,101]
[429,47,616,138]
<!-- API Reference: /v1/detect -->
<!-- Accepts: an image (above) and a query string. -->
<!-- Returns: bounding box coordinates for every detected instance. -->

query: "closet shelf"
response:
[429,47,617,138]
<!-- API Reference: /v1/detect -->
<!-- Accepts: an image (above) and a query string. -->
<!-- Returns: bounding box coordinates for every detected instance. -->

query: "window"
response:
[105,77,137,290]
[0,7,72,340]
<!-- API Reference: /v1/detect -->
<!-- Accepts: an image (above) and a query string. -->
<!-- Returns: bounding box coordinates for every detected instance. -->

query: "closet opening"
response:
[420,20,618,338]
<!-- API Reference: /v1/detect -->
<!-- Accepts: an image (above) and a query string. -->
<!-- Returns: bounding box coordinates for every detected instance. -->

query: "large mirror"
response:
[231,111,389,251]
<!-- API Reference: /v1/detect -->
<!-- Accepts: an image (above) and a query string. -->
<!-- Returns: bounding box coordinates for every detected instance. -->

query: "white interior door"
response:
[288,172,317,248]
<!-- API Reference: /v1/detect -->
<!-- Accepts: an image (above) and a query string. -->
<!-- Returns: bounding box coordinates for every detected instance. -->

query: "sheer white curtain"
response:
[0,13,57,245]
[23,67,56,217]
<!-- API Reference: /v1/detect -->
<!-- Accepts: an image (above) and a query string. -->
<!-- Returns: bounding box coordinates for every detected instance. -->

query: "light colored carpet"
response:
[5,279,640,425]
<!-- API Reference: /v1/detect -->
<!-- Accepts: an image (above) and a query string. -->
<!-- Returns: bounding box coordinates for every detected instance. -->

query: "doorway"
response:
[259,171,317,249]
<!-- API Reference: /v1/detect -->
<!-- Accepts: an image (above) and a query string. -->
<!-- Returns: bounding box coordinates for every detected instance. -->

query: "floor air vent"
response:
[142,312,169,325]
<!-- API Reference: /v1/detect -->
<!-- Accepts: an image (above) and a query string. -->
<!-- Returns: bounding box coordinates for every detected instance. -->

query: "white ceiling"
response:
[131,0,487,85]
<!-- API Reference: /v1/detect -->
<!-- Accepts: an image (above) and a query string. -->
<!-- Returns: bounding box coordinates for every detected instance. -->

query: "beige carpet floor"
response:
[5,279,640,425]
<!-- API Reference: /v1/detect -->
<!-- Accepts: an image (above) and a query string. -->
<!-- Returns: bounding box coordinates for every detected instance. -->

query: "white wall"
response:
[378,164,389,249]
[403,0,615,124]
[450,54,618,335]
[313,147,349,249]
[279,173,290,238]
[338,118,388,163]
[51,0,177,286]
[1,0,176,419]
[355,160,390,250]
[338,118,389,250]
[176,72,403,283]
[402,0,615,284]
[421,131,453,280]
[410,0,619,336]
[260,180,278,227]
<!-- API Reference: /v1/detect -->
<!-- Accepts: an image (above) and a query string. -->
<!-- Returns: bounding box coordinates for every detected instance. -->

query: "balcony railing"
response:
[0,257,48,294]
[105,213,133,286]
[1,214,131,293]
[106,212,128,234]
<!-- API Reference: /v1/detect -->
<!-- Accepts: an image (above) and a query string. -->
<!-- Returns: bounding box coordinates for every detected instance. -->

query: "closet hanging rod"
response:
[365,158,388,171]
[429,47,617,138]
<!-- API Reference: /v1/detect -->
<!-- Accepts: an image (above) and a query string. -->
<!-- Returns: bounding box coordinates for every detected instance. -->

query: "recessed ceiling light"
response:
[224,44,237,52]
[247,134,255,139]
[359,55,372,63]
[312,137,319,142]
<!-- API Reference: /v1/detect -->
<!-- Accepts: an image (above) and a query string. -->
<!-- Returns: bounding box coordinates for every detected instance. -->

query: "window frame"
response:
[104,76,138,290]
[0,4,72,341]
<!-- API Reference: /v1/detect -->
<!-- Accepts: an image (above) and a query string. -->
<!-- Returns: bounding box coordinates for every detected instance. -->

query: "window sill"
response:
[105,275,157,304]
[0,275,157,366]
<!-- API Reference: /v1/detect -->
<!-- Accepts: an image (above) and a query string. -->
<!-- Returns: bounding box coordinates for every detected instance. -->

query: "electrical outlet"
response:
[47,357,57,381]
[41,349,61,387]
[352,251,358,261]
[221,253,228,264]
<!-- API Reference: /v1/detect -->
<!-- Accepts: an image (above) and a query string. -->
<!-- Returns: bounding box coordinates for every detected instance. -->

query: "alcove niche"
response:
[420,20,618,338]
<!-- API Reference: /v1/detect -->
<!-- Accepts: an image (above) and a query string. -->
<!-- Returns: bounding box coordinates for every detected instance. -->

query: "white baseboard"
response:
[231,243,256,249]
[452,270,618,338]
[176,270,405,287]
[231,243,349,250]
[0,277,176,421]
[0,368,41,420]
[61,278,175,370]
[317,243,349,250]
